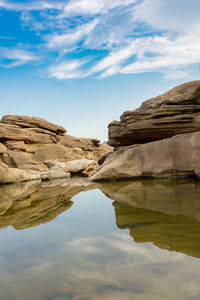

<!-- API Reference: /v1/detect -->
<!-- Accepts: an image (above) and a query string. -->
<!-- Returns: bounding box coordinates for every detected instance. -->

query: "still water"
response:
[0,177,200,300]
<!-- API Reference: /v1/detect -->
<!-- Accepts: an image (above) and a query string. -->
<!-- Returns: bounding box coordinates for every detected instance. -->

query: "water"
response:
[0,177,200,300]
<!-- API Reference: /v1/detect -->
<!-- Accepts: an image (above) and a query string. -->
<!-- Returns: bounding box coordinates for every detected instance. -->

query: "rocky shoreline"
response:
[90,80,200,181]
[0,115,111,183]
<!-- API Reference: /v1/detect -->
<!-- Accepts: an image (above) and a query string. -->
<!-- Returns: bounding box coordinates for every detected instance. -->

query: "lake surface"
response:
[0,177,200,300]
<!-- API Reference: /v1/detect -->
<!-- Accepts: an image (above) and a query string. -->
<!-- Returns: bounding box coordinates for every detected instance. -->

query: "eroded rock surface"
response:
[91,81,200,181]
[0,115,112,183]
[108,81,200,147]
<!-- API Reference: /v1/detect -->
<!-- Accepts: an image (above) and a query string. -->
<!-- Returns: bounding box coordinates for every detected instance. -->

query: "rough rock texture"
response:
[91,131,200,180]
[108,81,200,147]
[0,115,112,183]
[0,177,94,229]
[97,179,200,258]
[91,81,200,181]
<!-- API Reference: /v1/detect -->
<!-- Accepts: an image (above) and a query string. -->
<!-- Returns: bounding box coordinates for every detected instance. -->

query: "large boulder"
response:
[108,80,200,147]
[90,131,200,180]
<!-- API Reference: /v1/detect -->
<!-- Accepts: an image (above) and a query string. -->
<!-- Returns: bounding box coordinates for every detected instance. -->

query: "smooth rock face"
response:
[108,81,200,147]
[90,131,200,180]
[0,115,112,183]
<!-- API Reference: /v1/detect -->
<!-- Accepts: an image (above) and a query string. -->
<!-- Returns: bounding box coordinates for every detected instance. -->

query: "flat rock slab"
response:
[1,115,66,134]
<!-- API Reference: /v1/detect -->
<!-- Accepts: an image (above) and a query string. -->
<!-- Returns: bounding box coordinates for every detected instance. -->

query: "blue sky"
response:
[0,0,200,140]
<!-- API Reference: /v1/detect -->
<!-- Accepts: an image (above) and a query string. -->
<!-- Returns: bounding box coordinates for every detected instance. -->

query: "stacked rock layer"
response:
[0,115,111,183]
[91,80,200,180]
[108,81,200,147]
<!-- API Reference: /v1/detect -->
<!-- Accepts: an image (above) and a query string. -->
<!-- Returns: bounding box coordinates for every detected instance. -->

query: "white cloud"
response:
[0,0,64,11]
[48,59,87,79]
[61,0,138,16]
[47,20,98,49]
[1,0,200,79]
[0,47,39,67]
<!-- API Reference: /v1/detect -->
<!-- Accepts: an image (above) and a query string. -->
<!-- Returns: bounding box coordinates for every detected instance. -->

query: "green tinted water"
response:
[0,178,200,300]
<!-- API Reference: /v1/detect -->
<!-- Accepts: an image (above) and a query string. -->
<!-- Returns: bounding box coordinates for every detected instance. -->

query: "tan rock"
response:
[0,142,7,153]
[0,162,8,181]
[1,168,41,184]
[1,115,66,134]
[5,141,26,151]
[40,169,70,180]
[90,131,200,181]
[44,158,94,173]
[108,80,200,147]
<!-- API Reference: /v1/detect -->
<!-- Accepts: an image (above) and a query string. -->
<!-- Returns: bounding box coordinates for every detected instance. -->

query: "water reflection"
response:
[96,180,200,259]
[0,179,200,299]
[0,177,95,230]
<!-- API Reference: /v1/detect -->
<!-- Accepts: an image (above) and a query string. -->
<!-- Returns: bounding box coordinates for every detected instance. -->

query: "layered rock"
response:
[91,80,200,181]
[0,115,112,183]
[108,81,200,147]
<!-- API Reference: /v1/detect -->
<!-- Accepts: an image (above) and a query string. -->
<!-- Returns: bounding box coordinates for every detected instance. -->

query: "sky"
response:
[0,0,200,141]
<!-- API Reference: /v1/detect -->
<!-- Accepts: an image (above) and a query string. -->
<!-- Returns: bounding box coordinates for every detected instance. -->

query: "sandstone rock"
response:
[0,123,56,144]
[5,141,26,151]
[90,131,200,181]
[0,162,8,181]
[0,142,7,153]
[108,80,200,147]
[44,158,94,173]
[40,169,70,180]
[1,115,66,134]
[0,114,112,183]
[1,168,41,184]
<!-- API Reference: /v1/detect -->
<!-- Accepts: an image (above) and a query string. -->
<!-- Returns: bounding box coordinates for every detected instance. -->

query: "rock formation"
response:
[0,115,111,183]
[108,80,200,147]
[91,80,200,180]
[0,177,95,229]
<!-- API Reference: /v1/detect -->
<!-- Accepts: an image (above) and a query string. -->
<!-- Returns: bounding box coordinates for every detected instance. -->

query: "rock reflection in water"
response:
[0,177,95,230]
[96,180,200,259]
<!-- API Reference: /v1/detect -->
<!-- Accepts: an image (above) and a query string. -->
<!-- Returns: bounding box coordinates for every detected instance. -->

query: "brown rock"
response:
[108,80,200,147]
[0,142,7,153]
[5,141,26,151]
[1,115,66,134]
[90,131,200,181]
